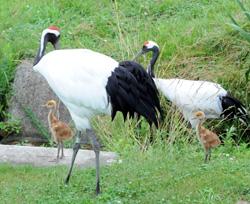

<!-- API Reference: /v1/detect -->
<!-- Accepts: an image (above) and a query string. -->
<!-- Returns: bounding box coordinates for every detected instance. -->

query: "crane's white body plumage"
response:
[154,78,227,127]
[33,49,118,130]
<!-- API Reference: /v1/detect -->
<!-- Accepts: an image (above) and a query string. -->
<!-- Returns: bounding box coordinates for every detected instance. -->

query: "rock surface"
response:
[8,60,72,143]
[0,144,117,168]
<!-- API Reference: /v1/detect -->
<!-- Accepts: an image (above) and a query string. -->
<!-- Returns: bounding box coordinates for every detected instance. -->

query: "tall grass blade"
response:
[229,23,250,43]
[23,106,50,141]
[245,67,250,82]
[244,11,250,20]
[228,14,239,26]
[236,0,250,21]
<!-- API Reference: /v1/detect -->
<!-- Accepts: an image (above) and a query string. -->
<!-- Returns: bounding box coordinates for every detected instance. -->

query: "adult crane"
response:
[33,27,162,194]
[134,40,248,128]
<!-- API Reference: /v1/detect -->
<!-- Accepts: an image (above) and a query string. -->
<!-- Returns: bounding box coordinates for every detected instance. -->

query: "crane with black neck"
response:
[134,41,249,128]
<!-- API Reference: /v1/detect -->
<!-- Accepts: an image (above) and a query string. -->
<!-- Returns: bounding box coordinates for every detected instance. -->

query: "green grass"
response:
[0,0,249,110]
[0,0,249,116]
[0,144,249,204]
[0,0,250,203]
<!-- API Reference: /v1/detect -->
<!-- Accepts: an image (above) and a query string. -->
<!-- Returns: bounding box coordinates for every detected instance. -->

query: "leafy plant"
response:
[0,56,16,120]
[246,67,250,82]
[228,0,250,82]
[0,120,21,138]
[23,106,50,142]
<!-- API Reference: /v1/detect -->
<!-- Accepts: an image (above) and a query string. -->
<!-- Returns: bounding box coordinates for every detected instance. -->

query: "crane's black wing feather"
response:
[106,61,163,127]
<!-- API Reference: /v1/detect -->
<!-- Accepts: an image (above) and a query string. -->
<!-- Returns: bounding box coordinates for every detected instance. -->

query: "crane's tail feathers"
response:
[119,61,164,121]
[221,94,249,125]
[106,61,163,128]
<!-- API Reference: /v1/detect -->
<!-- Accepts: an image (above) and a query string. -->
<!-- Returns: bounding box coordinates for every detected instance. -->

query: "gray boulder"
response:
[7,60,72,144]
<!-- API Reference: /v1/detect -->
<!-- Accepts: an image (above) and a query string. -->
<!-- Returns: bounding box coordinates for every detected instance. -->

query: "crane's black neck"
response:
[147,46,159,78]
[33,33,49,66]
[33,32,60,66]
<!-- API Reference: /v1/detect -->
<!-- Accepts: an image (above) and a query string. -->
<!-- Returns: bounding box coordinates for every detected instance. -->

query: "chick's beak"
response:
[53,40,60,50]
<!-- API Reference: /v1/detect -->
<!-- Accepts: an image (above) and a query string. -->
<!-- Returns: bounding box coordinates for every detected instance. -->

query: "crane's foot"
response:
[48,158,59,163]
[65,175,70,185]
[60,155,65,159]
[96,181,100,195]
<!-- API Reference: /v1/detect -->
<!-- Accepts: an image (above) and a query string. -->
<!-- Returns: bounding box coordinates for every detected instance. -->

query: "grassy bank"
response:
[0,0,249,110]
[0,0,250,203]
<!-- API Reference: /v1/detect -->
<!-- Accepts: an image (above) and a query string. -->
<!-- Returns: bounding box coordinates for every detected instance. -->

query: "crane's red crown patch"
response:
[48,26,60,31]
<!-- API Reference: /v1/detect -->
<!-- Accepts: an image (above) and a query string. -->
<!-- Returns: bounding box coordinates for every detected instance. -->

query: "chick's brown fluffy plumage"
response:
[44,100,73,160]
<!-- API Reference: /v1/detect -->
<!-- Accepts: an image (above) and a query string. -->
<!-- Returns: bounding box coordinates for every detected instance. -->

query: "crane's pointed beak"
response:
[53,40,60,50]
[133,50,144,61]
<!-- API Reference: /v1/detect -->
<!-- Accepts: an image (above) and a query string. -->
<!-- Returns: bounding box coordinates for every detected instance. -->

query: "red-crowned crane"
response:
[33,28,162,195]
[134,40,249,128]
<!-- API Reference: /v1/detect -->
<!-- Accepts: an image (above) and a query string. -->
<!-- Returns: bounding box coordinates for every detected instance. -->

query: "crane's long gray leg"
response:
[65,130,81,184]
[86,129,101,195]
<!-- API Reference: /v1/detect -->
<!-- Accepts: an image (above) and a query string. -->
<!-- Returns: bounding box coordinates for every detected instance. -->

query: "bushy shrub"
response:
[0,113,21,139]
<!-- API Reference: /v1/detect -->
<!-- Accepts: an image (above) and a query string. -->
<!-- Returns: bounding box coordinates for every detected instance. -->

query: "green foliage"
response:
[0,56,17,120]
[23,107,50,142]
[236,0,250,21]
[0,0,248,145]
[246,67,250,82]
[0,145,249,203]
[229,23,250,42]
[0,119,21,138]
[228,0,250,82]
[0,1,249,202]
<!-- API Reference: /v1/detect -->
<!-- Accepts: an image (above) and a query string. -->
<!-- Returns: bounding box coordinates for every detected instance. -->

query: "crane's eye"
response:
[142,45,147,50]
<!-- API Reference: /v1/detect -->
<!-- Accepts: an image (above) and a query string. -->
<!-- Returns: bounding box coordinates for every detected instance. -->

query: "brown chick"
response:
[44,100,73,160]
[194,111,221,162]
